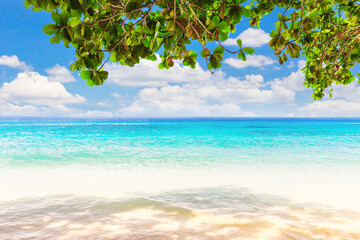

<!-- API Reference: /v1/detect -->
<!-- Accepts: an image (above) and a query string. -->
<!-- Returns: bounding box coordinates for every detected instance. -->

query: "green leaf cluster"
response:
[25,0,360,100]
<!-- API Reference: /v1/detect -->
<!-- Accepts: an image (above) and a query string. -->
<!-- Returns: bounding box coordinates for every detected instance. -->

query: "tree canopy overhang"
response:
[25,0,360,100]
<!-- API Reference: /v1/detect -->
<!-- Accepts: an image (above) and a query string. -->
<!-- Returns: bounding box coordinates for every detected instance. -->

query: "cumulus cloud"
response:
[0,100,42,116]
[299,77,360,116]
[117,71,296,117]
[272,61,306,92]
[0,55,89,116]
[119,85,254,117]
[223,28,271,47]
[0,71,86,116]
[0,72,85,106]
[0,55,31,71]
[299,100,360,116]
[105,57,210,87]
[327,81,360,101]
[224,55,275,69]
[45,64,76,83]
[0,99,85,116]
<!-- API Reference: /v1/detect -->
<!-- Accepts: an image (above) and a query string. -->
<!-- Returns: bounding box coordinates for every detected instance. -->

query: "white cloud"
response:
[272,68,304,92]
[86,110,114,116]
[0,99,85,116]
[223,28,271,47]
[299,78,360,117]
[271,60,307,92]
[273,59,359,98]
[0,55,88,116]
[117,70,297,117]
[297,60,306,69]
[0,100,42,116]
[287,61,295,68]
[111,93,123,99]
[0,72,85,106]
[328,81,360,101]
[224,55,275,69]
[299,100,360,116]
[186,73,295,104]
[119,85,254,117]
[105,57,210,87]
[286,113,295,117]
[0,55,31,71]
[0,55,89,116]
[45,64,76,83]
[218,84,295,104]
[97,101,110,107]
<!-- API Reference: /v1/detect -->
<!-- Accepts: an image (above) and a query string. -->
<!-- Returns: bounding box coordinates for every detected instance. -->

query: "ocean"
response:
[0,118,359,239]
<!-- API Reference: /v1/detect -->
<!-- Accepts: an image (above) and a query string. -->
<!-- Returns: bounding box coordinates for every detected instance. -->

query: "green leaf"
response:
[269,30,277,38]
[150,39,156,50]
[231,7,242,23]
[278,55,284,65]
[218,22,230,32]
[86,79,94,87]
[143,25,153,34]
[269,36,279,48]
[210,57,221,69]
[243,47,255,55]
[155,22,161,32]
[309,8,319,17]
[242,7,250,18]
[147,54,157,61]
[80,70,91,80]
[43,24,58,35]
[212,16,220,26]
[282,54,288,62]
[69,17,82,28]
[24,0,31,8]
[213,47,224,55]
[237,50,246,61]
[59,11,71,26]
[51,14,62,25]
[98,70,109,82]
[110,55,117,62]
[236,39,242,48]
[70,62,77,71]
[218,30,228,41]
[70,0,82,10]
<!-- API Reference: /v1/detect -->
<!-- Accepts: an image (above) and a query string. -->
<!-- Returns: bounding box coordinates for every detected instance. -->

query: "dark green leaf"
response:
[237,50,246,61]
[43,24,58,35]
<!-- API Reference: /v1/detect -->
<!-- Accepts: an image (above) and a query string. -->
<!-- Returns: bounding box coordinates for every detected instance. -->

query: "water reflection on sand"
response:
[1,188,359,240]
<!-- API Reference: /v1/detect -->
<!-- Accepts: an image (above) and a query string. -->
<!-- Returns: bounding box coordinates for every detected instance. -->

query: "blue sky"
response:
[1,0,360,117]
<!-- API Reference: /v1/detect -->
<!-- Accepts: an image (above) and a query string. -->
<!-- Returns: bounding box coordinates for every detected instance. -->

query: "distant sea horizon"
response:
[2,116,360,119]
[1,118,360,239]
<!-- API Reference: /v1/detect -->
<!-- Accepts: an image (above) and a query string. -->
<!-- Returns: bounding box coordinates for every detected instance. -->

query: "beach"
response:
[0,118,360,239]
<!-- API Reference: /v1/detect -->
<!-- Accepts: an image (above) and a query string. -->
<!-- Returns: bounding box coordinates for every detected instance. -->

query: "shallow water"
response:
[1,189,360,240]
[1,118,360,239]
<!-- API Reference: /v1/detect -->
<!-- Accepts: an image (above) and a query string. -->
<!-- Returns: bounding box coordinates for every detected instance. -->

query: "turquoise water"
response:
[1,118,360,239]
[1,118,359,168]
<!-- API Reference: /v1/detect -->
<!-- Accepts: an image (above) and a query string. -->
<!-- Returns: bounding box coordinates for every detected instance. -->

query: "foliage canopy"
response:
[25,0,360,99]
